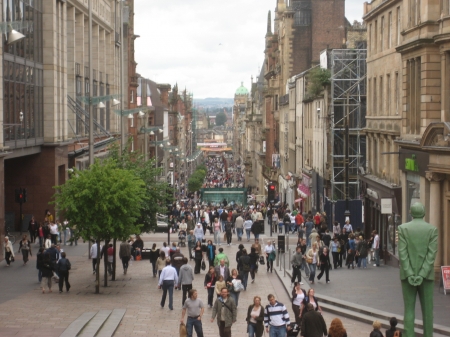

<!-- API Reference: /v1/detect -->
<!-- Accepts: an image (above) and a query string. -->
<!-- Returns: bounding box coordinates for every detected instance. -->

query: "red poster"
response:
[442,266,450,293]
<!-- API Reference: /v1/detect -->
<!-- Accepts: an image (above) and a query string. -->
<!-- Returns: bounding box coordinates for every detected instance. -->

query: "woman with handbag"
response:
[4,236,15,266]
[18,234,32,265]
[306,243,318,284]
[204,266,217,308]
[246,296,264,337]
[227,268,243,307]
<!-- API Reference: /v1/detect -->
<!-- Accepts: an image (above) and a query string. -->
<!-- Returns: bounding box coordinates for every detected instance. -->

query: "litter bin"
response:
[278,235,285,254]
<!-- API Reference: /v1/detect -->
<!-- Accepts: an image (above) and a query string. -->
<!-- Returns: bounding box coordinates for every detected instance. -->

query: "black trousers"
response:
[291,266,302,283]
[317,264,329,282]
[59,270,71,291]
[266,257,273,272]
[332,252,339,268]
[182,284,192,305]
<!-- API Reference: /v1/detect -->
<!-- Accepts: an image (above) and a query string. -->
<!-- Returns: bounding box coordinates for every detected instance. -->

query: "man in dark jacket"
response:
[301,303,327,337]
[171,248,185,275]
[238,249,251,290]
[56,252,71,293]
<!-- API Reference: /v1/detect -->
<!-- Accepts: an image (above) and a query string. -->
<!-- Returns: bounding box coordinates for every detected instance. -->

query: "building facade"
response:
[2,0,124,255]
[363,0,403,265]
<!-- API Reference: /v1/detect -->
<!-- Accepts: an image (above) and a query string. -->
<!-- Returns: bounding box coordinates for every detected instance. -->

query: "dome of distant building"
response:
[235,82,249,95]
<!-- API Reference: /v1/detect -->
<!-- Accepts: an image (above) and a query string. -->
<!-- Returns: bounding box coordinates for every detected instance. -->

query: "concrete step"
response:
[59,312,97,337]
[60,309,127,337]
[95,309,126,337]
[277,268,450,337]
[78,310,112,337]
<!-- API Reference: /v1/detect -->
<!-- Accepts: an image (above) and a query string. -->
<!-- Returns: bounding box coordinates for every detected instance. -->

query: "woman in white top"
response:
[213,218,221,246]
[291,282,306,326]
[306,243,318,284]
[264,241,276,273]
[332,221,341,237]
[246,296,264,337]
[244,217,253,242]
[49,223,59,245]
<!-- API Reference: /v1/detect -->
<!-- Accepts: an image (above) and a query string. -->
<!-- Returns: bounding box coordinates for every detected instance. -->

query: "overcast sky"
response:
[134,0,364,99]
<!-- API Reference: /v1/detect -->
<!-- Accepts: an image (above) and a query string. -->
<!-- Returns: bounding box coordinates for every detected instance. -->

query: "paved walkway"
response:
[0,232,374,336]
[278,235,450,328]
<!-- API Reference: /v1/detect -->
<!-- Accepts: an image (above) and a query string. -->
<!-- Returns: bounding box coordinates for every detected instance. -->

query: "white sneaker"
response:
[300,282,304,285]
[373,264,377,266]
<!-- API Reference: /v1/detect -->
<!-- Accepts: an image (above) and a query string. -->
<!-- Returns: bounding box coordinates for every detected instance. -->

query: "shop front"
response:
[360,175,402,267]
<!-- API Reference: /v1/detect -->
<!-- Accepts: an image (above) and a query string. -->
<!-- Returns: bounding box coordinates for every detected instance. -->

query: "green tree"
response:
[306,67,331,99]
[215,112,227,126]
[108,140,173,233]
[53,160,147,293]
[187,165,207,192]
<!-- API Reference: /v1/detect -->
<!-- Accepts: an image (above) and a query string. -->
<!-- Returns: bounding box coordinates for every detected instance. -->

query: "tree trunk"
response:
[112,239,116,281]
[103,239,110,287]
[95,239,100,294]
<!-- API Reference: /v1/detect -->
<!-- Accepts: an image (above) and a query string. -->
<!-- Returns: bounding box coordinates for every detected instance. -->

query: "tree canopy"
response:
[108,141,173,232]
[53,160,147,242]
[215,111,228,126]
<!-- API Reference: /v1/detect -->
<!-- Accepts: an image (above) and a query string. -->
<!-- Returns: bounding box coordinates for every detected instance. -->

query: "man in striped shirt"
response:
[264,294,291,336]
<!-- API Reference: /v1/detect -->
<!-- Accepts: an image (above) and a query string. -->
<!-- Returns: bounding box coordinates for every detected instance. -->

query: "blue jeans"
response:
[161,280,174,309]
[245,229,251,240]
[214,231,221,245]
[230,291,240,307]
[358,257,367,268]
[236,228,243,240]
[374,248,380,266]
[309,263,317,282]
[241,271,249,289]
[269,325,287,337]
[248,323,257,337]
[186,316,204,337]
[254,233,260,240]
[306,232,311,247]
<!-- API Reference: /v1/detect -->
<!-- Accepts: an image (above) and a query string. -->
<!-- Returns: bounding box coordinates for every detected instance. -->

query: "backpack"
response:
[283,214,291,223]
[242,258,250,272]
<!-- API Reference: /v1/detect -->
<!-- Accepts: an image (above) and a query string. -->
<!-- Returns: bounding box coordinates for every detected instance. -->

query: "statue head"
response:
[410,202,426,219]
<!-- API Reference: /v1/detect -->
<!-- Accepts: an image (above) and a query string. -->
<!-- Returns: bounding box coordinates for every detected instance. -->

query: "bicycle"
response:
[5,227,15,245]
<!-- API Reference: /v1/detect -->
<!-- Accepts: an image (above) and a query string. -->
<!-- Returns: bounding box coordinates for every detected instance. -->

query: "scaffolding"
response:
[330,49,367,201]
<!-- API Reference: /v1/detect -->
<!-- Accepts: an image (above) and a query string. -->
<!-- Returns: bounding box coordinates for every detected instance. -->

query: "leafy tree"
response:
[187,165,207,192]
[53,160,147,293]
[215,112,227,126]
[306,67,331,99]
[108,140,173,233]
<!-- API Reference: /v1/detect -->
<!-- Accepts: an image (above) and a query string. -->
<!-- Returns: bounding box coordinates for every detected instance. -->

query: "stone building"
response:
[362,0,403,265]
[253,0,346,205]
[363,0,450,272]
[1,0,126,257]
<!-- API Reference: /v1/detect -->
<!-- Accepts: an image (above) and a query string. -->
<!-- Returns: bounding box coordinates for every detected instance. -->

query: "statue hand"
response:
[408,275,423,286]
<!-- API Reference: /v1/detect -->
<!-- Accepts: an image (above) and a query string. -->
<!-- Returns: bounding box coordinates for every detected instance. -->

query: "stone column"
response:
[426,171,444,275]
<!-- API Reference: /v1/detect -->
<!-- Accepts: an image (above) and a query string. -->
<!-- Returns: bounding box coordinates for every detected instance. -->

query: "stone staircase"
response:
[60,309,126,337]
[276,269,450,337]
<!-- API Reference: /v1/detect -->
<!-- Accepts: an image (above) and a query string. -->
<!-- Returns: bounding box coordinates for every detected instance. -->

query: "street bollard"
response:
[288,247,291,270]
[276,249,280,267]
[283,253,286,277]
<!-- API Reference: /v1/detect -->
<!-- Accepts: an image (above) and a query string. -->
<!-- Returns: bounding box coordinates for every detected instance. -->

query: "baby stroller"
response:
[178,230,187,247]
[287,323,300,337]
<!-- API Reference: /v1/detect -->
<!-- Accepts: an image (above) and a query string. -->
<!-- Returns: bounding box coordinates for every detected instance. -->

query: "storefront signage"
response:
[405,154,419,172]
[442,266,450,295]
[381,198,393,214]
[399,149,429,176]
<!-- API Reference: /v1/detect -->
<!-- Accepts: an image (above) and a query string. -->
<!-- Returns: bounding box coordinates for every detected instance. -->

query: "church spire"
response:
[266,11,272,36]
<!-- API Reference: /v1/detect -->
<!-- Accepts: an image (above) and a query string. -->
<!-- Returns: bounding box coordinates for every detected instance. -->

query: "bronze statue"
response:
[398,202,438,337]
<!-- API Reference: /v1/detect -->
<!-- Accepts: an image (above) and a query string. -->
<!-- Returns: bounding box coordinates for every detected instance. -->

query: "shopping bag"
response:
[136,255,142,261]
[179,322,187,337]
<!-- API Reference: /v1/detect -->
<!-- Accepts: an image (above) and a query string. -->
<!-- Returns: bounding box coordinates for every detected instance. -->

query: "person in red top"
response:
[295,212,304,238]
[314,212,321,229]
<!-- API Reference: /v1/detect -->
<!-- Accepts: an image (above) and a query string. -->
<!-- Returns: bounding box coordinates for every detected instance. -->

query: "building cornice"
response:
[396,38,435,53]
[363,0,402,21]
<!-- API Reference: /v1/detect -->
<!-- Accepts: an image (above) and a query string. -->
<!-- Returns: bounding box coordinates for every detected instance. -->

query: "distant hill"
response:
[194,97,234,108]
